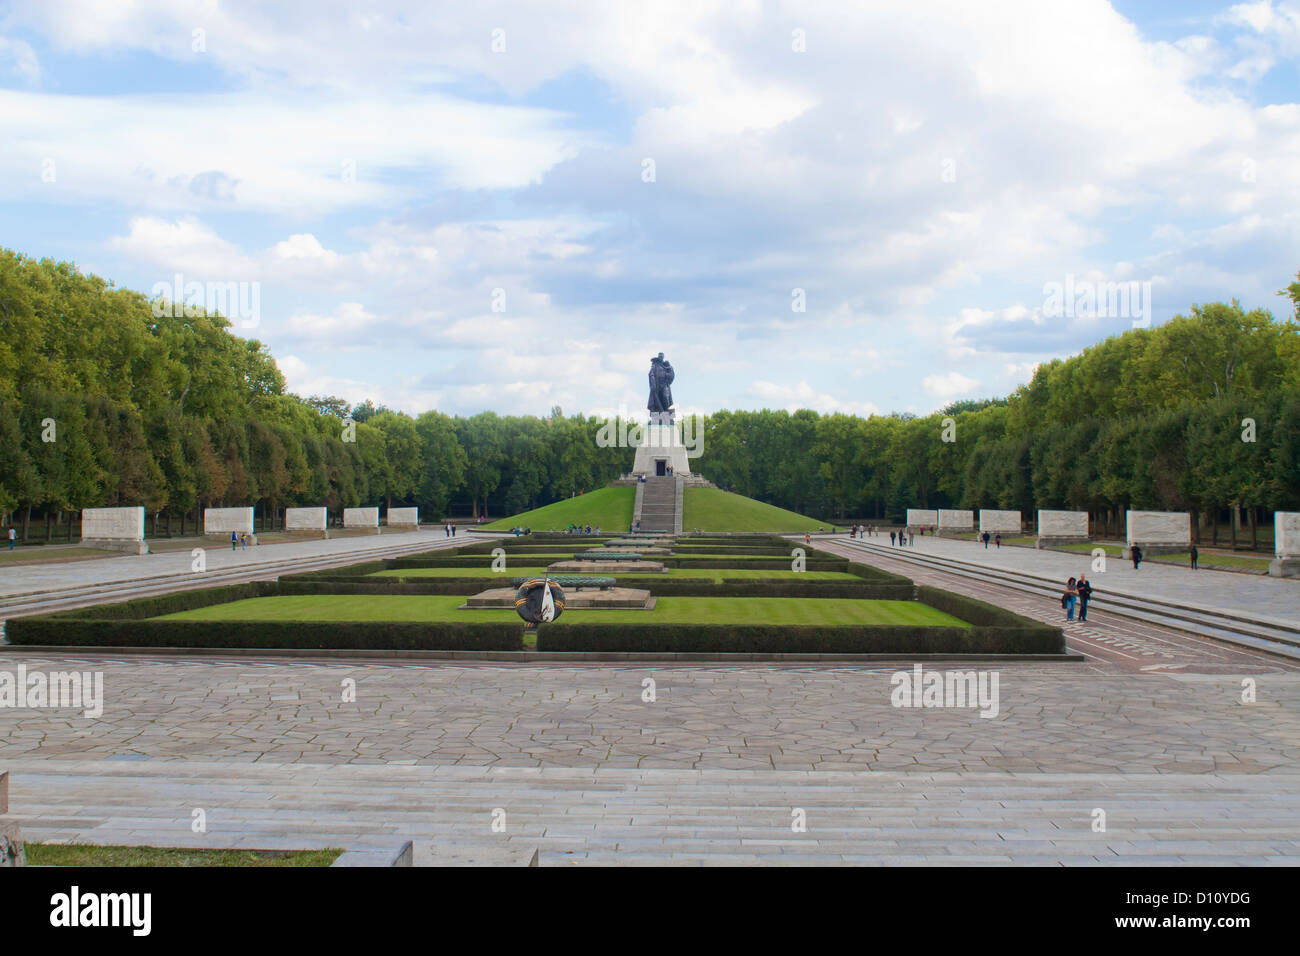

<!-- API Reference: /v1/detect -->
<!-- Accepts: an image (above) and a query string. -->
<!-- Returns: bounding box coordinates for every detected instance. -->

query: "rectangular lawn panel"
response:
[480,486,634,532]
[158,595,969,627]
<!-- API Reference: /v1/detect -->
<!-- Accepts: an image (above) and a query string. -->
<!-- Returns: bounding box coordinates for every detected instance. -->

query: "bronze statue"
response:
[647,352,675,424]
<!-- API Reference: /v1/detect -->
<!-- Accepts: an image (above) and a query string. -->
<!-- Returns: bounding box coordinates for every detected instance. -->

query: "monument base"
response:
[631,423,692,477]
[81,539,148,555]
[1269,557,1300,578]
[1036,536,1089,549]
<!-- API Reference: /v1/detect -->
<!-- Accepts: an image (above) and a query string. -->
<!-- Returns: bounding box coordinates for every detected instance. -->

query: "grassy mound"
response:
[682,487,824,532]
[480,486,634,532]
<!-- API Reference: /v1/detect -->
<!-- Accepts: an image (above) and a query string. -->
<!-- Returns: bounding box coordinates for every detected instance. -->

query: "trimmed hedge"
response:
[538,623,1063,654]
[917,586,1057,630]
[6,618,522,650]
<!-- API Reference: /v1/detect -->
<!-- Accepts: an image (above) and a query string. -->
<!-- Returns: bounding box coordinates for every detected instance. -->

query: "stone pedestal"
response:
[1036,510,1088,548]
[632,422,692,477]
[1269,558,1300,578]
[81,507,146,551]
[906,509,938,529]
[978,510,1021,534]
[387,507,419,529]
[1272,512,1300,577]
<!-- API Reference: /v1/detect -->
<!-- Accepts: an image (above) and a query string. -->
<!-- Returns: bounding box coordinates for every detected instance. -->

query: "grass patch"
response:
[681,488,826,532]
[480,487,634,532]
[25,844,343,867]
[1150,552,1271,571]
[158,594,968,627]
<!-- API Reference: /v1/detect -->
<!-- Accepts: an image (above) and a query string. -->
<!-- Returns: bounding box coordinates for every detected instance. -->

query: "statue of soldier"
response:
[647,352,675,424]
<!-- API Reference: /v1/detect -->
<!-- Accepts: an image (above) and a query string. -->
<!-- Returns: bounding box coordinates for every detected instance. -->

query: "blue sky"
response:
[3,0,1298,419]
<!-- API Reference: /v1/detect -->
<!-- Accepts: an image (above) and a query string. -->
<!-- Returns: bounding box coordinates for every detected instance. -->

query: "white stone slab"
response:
[80,507,144,541]
[204,507,254,535]
[938,509,974,530]
[387,507,419,527]
[1038,510,1089,538]
[1126,510,1190,547]
[906,509,938,528]
[978,510,1021,534]
[344,507,380,529]
[1276,512,1300,559]
[285,507,327,531]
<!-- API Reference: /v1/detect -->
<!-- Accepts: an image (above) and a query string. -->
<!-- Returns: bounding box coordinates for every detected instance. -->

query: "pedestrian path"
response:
[830,533,1299,629]
[0,528,483,601]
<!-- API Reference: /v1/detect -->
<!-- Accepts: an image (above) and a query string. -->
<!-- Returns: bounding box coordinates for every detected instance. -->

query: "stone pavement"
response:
[3,653,1299,863]
[7,760,1298,866]
[831,533,1300,628]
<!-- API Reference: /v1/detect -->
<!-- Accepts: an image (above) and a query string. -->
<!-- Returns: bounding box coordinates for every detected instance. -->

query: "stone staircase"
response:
[636,475,678,533]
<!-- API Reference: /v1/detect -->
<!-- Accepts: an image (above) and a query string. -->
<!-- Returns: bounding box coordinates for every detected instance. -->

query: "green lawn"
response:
[369,567,859,581]
[158,594,968,627]
[25,844,342,867]
[1149,552,1271,571]
[682,488,825,532]
[1057,542,1122,556]
[480,487,634,532]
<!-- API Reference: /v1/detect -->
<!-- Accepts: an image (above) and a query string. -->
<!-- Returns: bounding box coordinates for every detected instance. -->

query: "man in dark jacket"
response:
[1076,574,1093,622]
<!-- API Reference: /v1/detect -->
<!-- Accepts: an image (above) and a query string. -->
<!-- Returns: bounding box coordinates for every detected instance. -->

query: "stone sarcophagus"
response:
[937,509,974,536]
[387,507,419,528]
[344,507,380,533]
[978,510,1021,535]
[1125,510,1190,558]
[1036,510,1089,548]
[285,507,328,537]
[906,509,938,529]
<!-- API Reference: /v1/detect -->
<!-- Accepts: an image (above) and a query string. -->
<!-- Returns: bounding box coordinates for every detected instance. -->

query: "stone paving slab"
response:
[6,761,1297,866]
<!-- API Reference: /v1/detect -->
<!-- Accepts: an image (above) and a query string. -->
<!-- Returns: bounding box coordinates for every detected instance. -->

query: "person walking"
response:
[1062,576,1078,621]
[890,530,897,546]
[982,531,990,548]
[1076,573,1092,623]
[7,527,14,550]
[908,530,915,546]
[995,533,1001,549]
[1190,545,1198,570]
[451,523,456,537]
[1131,544,1142,570]
[231,531,238,551]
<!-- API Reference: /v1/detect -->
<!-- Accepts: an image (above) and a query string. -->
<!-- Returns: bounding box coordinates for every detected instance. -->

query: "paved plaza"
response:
[2,534,1298,865]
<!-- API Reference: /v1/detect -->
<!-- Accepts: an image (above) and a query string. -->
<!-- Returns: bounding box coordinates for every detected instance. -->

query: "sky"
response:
[2,0,1299,421]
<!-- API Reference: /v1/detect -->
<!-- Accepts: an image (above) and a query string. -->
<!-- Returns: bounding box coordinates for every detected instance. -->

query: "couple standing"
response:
[1062,574,1092,622]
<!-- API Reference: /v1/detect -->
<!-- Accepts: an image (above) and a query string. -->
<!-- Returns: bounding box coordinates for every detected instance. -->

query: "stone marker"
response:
[1036,510,1089,548]
[285,506,328,539]
[978,510,1021,535]
[204,507,255,543]
[344,507,381,534]
[0,820,23,867]
[1271,512,1300,578]
[937,509,974,536]
[387,507,419,528]
[80,506,147,554]
[906,509,938,529]
[1125,510,1190,558]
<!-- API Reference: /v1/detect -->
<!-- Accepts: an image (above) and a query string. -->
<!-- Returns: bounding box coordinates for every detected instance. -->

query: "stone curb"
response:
[0,645,1084,664]
[331,840,413,867]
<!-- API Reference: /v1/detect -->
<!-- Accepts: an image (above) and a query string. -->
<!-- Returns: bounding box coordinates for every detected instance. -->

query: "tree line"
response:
[2,248,1298,546]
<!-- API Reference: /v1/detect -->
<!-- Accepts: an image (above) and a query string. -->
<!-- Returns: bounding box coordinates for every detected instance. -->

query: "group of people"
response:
[510,527,532,536]
[847,525,879,538]
[565,524,600,535]
[980,531,1002,548]
[229,532,252,550]
[889,529,915,546]
[443,523,457,537]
